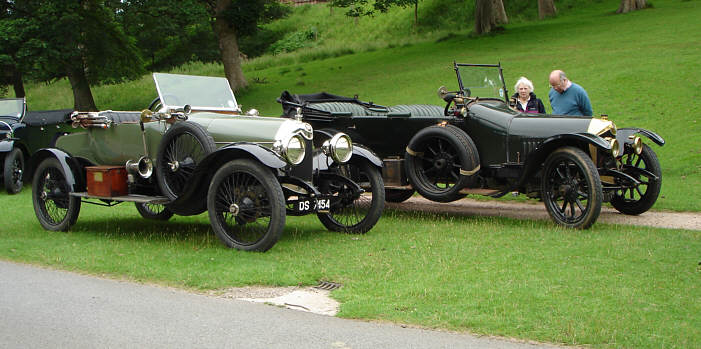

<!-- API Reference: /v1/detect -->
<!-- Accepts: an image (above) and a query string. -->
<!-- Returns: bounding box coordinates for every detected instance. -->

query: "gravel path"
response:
[387,197,701,231]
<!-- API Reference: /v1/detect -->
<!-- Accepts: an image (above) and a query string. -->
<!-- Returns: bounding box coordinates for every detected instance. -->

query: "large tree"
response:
[200,0,288,92]
[8,0,144,111]
[617,0,647,13]
[538,0,557,20]
[474,0,508,35]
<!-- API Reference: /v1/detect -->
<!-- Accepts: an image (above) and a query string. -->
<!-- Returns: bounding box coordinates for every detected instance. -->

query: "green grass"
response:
[3,0,701,347]
[1,189,700,348]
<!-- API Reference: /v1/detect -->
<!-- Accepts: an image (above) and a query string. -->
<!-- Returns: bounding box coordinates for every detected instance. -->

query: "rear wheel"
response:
[541,147,602,229]
[207,159,286,251]
[384,188,415,203]
[404,125,479,202]
[4,148,24,194]
[156,121,216,200]
[135,202,174,221]
[611,144,661,215]
[317,161,385,234]
[32,158,81,231]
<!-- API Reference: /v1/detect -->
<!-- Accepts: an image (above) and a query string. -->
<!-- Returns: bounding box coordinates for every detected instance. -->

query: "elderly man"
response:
[548,70,593,116]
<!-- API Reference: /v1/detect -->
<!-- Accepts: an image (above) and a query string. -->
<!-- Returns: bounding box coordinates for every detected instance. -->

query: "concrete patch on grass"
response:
[213,286,340,316]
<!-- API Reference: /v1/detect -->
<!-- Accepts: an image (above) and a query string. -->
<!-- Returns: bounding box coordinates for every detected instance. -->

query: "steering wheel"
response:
[147,95,182,112]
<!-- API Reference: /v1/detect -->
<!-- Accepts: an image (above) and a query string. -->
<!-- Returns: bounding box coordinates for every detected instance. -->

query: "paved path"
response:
[387,197,701,231]
[0,261,561,349]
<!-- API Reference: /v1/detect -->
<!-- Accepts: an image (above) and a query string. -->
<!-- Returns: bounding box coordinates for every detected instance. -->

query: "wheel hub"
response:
[168,161,179,172]
[228,203,240,216]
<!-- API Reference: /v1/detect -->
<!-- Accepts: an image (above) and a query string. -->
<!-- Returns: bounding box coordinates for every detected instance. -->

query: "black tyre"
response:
[404,125,479,203]
[317,160,385,234]
[156,121,216,201]
[135,202,174,221]
[4,148,24,194]
[207,159,286,252]
[541,147,602,229]
[611,144,662,215]
[385,188,415,203]
[32,158,81,231]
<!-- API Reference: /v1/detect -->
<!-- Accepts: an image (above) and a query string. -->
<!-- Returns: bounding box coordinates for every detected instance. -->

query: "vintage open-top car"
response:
[278,62,665,229]
[31,73,384,251]
[1,98,73,194]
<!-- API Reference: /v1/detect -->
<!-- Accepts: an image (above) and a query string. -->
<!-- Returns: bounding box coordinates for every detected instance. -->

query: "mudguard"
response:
[351,144,383,168]
[166,142,287,216]
[31,148,86,192]
[517,133,611,188]
[616,128,665,146]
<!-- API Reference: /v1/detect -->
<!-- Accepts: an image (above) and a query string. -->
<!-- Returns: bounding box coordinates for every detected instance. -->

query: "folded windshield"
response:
[0,98,24,119]
[454,63,508,102]
[153,73,239,112]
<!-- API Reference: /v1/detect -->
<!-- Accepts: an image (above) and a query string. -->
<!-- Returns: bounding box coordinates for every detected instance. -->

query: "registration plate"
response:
[295,198,331,213]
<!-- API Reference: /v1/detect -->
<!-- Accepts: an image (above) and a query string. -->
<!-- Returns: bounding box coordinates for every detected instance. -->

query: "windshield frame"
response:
[153,73,240,112]
[0,98,26,121]
[454,62,509,104]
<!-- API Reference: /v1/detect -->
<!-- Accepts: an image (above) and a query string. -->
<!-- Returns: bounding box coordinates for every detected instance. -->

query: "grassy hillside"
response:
[22,0,701,211]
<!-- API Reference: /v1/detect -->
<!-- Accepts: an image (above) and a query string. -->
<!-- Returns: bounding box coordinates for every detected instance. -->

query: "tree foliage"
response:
[329,0,419,24]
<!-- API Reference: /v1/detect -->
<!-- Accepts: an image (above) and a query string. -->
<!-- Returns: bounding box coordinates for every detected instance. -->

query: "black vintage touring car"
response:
[278,63,665,229]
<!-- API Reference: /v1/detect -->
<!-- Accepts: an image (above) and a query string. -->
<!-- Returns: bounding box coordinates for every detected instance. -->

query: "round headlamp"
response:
[323,133,353,163]
[609,138,620,158]
[282,134,306,165]
[632,136,643,155]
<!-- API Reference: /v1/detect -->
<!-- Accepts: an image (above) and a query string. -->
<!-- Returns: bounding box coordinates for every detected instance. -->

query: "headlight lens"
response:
[283,135,306,165]
[323,133,353,163]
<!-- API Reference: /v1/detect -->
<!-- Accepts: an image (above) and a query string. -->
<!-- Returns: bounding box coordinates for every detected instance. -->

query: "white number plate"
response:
[296,198,331,213]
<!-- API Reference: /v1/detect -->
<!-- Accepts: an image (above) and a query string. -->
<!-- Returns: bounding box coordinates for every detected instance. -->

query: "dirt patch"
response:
[387,197,701,231]
[211,286,340,316]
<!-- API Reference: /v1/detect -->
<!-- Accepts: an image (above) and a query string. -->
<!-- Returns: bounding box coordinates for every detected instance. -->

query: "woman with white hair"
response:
[511,76,545,114]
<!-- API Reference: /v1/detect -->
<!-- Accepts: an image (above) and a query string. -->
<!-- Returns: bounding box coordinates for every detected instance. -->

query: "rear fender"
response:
[31,148,86,192]
[518,133,610,186]
[616,128,665,146]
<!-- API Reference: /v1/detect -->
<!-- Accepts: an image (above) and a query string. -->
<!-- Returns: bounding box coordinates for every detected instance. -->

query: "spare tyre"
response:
[404,124,479,203]
[156,121,216,201]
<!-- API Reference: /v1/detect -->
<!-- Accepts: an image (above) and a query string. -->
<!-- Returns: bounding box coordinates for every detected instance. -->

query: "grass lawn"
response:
[1,189,699,348]
[3,0,701,348]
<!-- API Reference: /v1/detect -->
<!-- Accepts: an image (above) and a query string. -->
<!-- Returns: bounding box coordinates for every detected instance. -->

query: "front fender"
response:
[616,127,665,146]
[350,144,383,168]
[518,133,610,187]
[167,142,286,216]
[31,148,86,192]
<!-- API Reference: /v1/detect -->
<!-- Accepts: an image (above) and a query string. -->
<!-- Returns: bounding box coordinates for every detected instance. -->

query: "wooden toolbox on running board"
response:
[86,166,128,197]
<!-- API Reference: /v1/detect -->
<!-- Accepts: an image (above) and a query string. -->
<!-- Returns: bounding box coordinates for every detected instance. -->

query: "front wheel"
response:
[317,160,385,234]
[4,148,24,194]
[32,158,81,231]
[207,159,286,252]
[541,147,602,229]
[611,144,662,215]
[135,202,174,221]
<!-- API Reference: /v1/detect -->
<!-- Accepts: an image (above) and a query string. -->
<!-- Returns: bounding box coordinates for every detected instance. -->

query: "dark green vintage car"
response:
[31,73,385,251]
[1,98,73,194]
[279,63,665,229]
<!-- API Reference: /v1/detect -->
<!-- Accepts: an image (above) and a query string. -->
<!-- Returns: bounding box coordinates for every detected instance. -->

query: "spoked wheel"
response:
[385,188,415,203]
[207,159,285,252]
[156,121,216,200]
[611,144,662,215]
[317,161,385,234]
[32,158,81,231]
[4,148,24,194]
[541,147,602,229]
[405,125,479,203]
[135,202,174,221]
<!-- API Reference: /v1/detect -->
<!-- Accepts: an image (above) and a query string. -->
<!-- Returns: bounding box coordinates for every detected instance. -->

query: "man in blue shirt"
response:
[548,70,593,116]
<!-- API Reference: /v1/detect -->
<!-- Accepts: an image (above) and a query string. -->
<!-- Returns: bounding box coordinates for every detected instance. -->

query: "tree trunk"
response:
[538,0,557,19]
[213,0,247,92]
[11,67,25,98]
[617,0,647,13]
[474,0,508,34]
[414,1,418,28]
[67,66,97,111]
